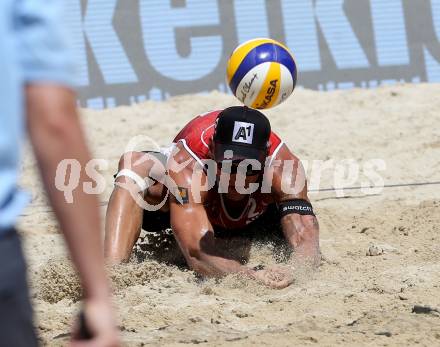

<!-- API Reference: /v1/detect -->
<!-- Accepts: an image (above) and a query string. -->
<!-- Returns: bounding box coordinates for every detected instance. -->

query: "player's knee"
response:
[118,151,145,171]
[115,152,154,193]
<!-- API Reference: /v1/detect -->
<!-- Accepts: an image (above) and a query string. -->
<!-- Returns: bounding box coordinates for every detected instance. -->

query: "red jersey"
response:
[173,110,284,229]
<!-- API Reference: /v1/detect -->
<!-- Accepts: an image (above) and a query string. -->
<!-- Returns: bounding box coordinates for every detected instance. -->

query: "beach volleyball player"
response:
[104,39,320,289]
[105,107,320,288]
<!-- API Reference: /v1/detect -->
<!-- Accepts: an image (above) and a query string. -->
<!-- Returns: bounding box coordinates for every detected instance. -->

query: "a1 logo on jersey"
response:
[232,121,254,144]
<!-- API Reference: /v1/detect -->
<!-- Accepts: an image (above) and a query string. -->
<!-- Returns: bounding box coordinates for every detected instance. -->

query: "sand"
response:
[17,83,440,346]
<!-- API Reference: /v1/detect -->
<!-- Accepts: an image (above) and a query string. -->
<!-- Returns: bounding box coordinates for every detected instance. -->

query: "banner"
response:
[66,0,440,108]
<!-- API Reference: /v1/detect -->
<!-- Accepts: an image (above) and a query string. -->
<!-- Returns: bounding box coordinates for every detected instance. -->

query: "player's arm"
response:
[19,0,118,342]
[26,85,118,344]
[271,144,320,266]
[168,145,254,277]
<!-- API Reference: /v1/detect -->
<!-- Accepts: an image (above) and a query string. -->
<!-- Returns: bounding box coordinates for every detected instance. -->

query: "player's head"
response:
[210,106,271,200]
[212,106,271,165]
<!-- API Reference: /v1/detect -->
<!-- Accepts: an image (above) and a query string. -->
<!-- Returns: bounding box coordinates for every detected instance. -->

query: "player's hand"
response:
[70,298,120,347]
[251,265,294,289]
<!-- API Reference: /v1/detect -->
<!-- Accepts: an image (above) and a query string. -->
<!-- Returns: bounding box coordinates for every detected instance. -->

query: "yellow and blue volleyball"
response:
[226,38,297,109]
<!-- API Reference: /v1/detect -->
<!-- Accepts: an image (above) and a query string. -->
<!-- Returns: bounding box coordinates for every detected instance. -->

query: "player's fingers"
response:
[262,275,290,289]
[273,279,292,289]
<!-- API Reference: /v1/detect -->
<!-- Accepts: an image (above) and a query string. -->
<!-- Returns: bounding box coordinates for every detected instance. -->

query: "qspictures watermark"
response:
[53,134,386,208]
[54,153,386,207]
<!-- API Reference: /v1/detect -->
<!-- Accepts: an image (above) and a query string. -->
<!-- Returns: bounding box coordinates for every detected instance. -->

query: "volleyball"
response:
[226,38,297,109]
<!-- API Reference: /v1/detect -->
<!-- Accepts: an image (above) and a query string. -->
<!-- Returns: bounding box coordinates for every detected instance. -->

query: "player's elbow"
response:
[184,245,212,275]
[186,256,202,273]
[26,85,79,143]
[184,247,207,274]
[178,232,216,274]
[187,244,202,261]
[32,105,77,140]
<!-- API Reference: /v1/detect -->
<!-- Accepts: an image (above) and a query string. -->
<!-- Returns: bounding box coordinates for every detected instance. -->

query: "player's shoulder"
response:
[268,130,283,155]
[270,142,299,161]
[198,109,222,118]
[174,110,220,138]
[193,109,222,126]
[168,142,198,172]
[168,141,210,178]
[167,142,209,205]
